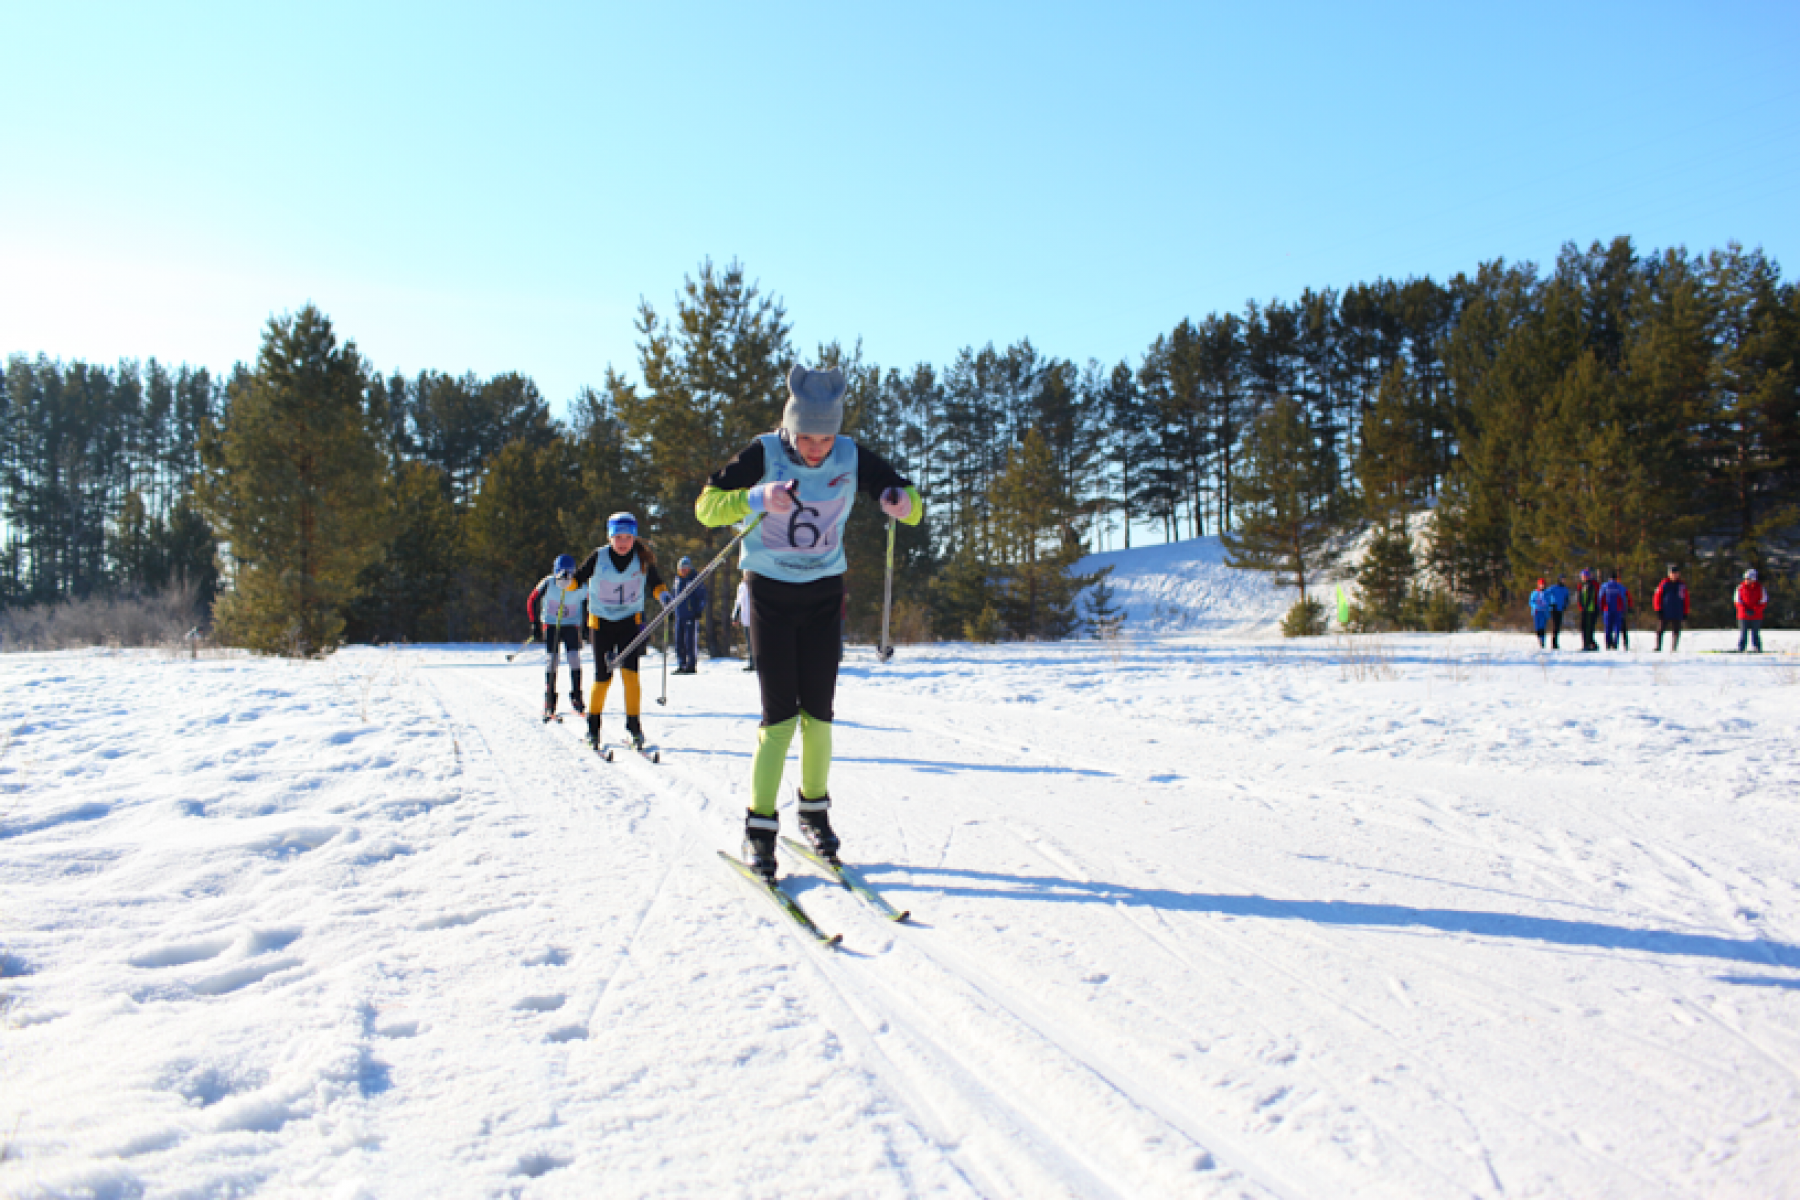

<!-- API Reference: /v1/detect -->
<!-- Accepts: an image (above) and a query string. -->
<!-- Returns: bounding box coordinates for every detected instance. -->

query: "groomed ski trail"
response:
[430,659,1282,1199]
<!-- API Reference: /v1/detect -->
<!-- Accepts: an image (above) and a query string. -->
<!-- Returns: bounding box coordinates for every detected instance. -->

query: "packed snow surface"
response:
[5,632,1800,1198]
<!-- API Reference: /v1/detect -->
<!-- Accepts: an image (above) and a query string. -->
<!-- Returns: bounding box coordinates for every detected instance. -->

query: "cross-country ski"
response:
[780,836,912,922]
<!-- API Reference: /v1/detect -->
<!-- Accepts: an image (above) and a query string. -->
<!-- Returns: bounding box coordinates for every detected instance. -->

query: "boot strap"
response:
[797,796,831,814]
[746,814,780,833]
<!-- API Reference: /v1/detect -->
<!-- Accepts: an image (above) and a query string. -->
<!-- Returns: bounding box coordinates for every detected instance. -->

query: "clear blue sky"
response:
[4,1,1797,412]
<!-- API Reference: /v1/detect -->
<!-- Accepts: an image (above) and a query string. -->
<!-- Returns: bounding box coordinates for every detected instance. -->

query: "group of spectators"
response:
[1527,565,1771,653]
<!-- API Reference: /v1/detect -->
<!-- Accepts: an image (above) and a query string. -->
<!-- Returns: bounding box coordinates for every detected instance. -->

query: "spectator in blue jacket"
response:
[1528,578,1552,648]
[1544,575,1572,650]
[668,557,709,674]
[1597,571,1630,651]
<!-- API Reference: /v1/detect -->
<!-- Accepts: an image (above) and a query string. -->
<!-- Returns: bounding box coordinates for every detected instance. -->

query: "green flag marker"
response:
[1336,585,1350,626]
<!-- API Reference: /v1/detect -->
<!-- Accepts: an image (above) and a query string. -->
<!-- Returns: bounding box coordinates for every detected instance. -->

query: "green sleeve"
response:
[898,484,924,527]
[695,485,752,528]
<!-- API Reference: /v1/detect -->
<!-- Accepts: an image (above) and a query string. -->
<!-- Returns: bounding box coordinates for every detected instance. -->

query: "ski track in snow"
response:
[2,628,1799,1198]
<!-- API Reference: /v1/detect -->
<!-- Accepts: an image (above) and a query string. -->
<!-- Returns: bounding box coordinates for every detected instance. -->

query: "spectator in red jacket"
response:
[1735,569,1769,653]
[1653,564,1689,651]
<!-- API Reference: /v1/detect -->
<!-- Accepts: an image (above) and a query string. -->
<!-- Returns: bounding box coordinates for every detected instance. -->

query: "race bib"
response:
[760,495,849,557]
[594,576,643,610]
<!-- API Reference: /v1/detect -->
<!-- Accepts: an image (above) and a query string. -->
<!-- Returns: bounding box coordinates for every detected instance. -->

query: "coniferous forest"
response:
[3,238,1796,655]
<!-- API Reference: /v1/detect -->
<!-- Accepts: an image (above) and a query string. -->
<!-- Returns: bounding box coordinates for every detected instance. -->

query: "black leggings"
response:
[748,573,844,727]
[590,616,646,679]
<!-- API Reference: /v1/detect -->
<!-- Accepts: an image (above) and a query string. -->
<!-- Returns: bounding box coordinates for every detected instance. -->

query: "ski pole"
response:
[877,516,896,663]
[503,631,536,663]
[609,514,763,671]
[657,617,669,706]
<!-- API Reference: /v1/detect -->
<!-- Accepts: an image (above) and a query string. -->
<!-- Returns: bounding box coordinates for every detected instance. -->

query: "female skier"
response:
[571,512,668,752]
[695,365,923,881]
[1528,579,1551,648]
[526,554,588,720]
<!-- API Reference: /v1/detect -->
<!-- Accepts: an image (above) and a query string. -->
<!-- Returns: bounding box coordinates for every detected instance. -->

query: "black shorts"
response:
[747,572,844,727]
[590,616,646,678]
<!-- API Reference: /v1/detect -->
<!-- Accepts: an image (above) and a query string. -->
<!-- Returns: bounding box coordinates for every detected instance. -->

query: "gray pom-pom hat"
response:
[782,365,846,438]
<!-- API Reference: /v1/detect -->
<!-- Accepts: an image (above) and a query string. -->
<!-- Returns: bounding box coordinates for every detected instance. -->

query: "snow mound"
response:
[1073,537,1297,635]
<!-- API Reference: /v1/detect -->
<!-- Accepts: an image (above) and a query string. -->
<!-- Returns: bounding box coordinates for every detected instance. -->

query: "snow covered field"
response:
[4,630,1799,1198]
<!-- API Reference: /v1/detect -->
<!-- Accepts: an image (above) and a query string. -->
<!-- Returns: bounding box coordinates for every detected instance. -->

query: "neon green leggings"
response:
[749,711,831,816]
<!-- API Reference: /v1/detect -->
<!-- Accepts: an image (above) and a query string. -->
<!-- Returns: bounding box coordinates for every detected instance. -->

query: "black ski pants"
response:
[1580,610,1598,650]
[747,572,844,727]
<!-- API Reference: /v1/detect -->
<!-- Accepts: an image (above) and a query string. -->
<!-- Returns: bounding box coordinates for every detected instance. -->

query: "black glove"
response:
[532,622,543,640]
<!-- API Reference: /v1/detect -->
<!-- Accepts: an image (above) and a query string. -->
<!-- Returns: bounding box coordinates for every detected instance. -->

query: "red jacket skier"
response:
[1735,575,1768,620]
[1735,570,1769,653]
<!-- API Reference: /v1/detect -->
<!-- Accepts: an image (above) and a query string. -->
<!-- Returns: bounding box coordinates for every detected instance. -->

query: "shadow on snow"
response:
[887,865,1800,970]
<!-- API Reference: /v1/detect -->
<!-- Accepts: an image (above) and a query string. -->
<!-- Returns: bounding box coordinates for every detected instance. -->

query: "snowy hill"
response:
[4,634,1799,1197]
[1072,537,1299,635]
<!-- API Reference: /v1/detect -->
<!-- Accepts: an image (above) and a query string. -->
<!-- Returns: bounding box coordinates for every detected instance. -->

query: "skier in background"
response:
[1576,569,1600,651]
[695,364,923,881]
[1598,570,1630,651]
[1528,579,1552,648]
[526,555,587,720]
[1653,564,1689,651]
[1735,569,1768,653]
[572,512,669,751]
[732,570,755,671]
[668,556,708,674]
[1545,574,1571,650]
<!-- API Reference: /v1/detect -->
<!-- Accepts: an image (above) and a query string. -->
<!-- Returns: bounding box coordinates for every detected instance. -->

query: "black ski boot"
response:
[543,684,557,722]
[585,714,602,750]
[796,792,840,861]
[743,811,780,882]
[625,715,646,749]
[570,672,585,714]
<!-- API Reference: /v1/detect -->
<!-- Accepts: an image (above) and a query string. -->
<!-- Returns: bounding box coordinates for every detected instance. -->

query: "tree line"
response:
[3,238,1794,654]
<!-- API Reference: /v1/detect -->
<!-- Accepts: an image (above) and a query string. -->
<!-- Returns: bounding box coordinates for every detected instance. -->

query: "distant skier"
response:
[1528,578,1552,648]
[1545,574,1571,650]
[572,512,669,751]
[1653,564,1689,651]
[1597,570,1630,652]
[695,365,923,881]
[668,556,708,674]
[527,555,588,720]
[1734,569,1768,653]
[732,570,755,671]
[1576,569,1600,651]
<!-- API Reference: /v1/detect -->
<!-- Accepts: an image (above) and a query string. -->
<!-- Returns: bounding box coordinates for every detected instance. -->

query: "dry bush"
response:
[0,582,206,652]
[1440,649,1495,684]
[888,598,933,645]
[1336,635,1399,682]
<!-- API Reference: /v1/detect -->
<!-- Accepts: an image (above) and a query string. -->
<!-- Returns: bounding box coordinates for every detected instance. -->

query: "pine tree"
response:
[462,438,579,637]
[1352,523,1415,629]
[1221,397,1339,602]
[198,306,387,656]
[1084,566,1125,639]
[988,429,1097,639]
[345,462,463,643]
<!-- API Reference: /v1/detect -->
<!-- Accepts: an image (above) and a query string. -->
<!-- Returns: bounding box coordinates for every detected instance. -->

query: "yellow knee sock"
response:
[589,677,611,711]
[622,670,640,715]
